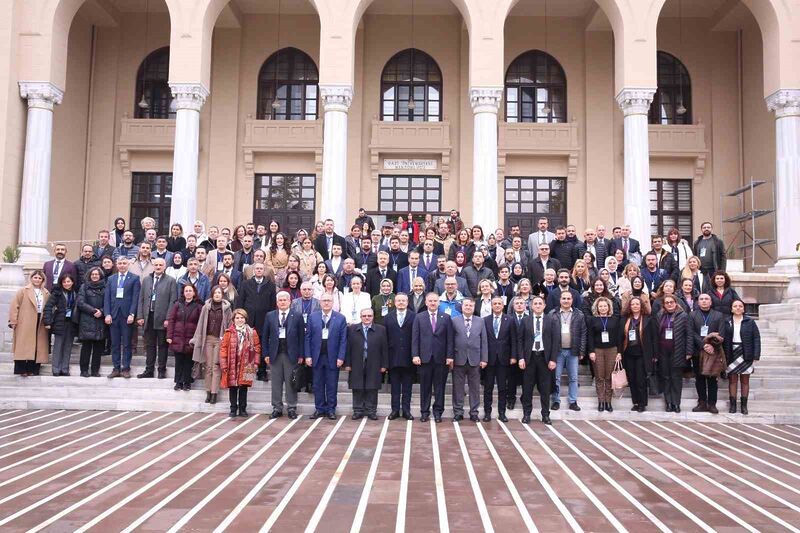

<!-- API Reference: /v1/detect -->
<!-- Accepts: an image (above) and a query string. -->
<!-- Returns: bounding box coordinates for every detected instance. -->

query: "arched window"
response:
[380,49,442,122]
[650,51,691,125]
[135,47,173,119]
[505,50,566,123]
[257,47,319,120]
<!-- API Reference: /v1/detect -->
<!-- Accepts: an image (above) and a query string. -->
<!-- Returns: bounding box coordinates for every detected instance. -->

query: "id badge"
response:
[445,307,452,315]
[151,291,157,302]
[601,331,610,343]
[700,325,709,336]
[322,328,329,340]
[116,287,124,299]
[534,332,542,344]
[665,328,673,340]
[393,264,398,272]
[217,262,224,271]
[501,295,507,306]
[360,266,368,275]
[699,248,707,258]
[279,327,286,339]
[561,323,570,334]
[65,309,72,318]
[628,329,636,341]
[303,313,308,323]
[381,305,389,317]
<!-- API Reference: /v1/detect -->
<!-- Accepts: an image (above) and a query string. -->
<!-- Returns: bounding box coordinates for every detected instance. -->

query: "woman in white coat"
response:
[664,227,693,271]
[339,276,372,325]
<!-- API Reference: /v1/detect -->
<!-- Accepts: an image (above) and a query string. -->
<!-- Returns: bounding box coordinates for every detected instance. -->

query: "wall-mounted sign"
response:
[383,158,438,171]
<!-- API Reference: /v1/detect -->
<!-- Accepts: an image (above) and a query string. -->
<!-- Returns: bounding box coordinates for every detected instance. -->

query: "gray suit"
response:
[451,314,488,417]
[137,273,177,375]
[528,230,556,255]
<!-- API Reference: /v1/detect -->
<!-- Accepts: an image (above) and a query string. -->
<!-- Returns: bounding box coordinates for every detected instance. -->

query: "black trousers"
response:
[483,364,509,415]
[419,361,448,417]
[506,364,522,403]
[80,340,104,374]
[229,386,248,410]
[353,389,379,416]
[692,355,718,404]
[521,353,551,417]
[13,360,41,375]
[623,354,647,406]
[173,351,193,385]
[662,364,684,406]
[144,316,169,374]
[390,366,414,414]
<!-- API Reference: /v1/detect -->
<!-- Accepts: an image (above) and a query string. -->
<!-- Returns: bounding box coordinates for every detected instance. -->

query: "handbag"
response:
[290,364,308,392]
[700,349,725,378]
[611,360,628,395]
[191,361,206,380]
[241,364,256,387]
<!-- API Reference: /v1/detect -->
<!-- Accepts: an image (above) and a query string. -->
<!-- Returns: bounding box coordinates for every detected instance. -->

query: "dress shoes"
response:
[157,370,166,379]
[707,404,718,414]
[420,415,430,423]
[666,404,674,412]
[174,383,182,391]
[569,403,581,412]
[205,392,212,403]
[238,408,249,418]
[606,402,613,413]
[673,404,681,413]
[434,415,442,423]
[327,412,337,420]
[402,411,414,421]
[137,371,154,379]
[108,368,121,378]
[388,411,400,420]
[270,410,283,419]
[482,414,491,422]
[692,401,708,413]
[183,383,191,391]
[287,409,298,419]
[498,413,509,423]
[209,393,217,404]
[310,411,324,419]
[507,398,516,410]
[453,414,464,422]
[121,370,131,379]
[637,405,646,412]
[368,414,378,420]
[469,414,480,422]
[551,402,560,411]
[521,415,531,424]
[90,372,101,377]
[351,413,364,420]
[229,408,237,418]
[80,371,89,378]
[542,415,553,425]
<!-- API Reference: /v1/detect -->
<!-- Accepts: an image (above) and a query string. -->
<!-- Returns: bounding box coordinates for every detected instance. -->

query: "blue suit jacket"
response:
[305,310,348,367]
[384,310,416,368]
[103,272,141,319]
[395,265,428,295]
[262,309,306,359]
[411,310,453,364]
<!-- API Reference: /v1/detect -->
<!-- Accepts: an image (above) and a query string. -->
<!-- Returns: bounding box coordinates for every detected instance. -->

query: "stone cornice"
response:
[615,87,656,117]
[18,81,64,111]
[319,84,353,112]
[470,87,503,114]
[766,89,800,119]
[168,82,210,112]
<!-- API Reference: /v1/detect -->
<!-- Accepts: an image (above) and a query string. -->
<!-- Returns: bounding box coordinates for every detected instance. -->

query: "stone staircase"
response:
[0,319,798,423]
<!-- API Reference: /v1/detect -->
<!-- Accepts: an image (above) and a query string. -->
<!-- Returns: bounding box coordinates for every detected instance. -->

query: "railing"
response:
[117,116,176,179]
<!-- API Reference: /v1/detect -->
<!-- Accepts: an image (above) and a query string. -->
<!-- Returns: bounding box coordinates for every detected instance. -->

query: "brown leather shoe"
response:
[121,370,131,379]
[108,368,121,378]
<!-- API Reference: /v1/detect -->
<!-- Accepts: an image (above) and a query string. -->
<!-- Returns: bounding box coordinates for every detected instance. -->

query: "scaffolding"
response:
[720,178,776,270]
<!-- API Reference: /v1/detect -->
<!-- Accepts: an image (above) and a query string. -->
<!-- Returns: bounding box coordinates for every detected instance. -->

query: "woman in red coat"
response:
[167,284,203,391]
[220,308,262,418]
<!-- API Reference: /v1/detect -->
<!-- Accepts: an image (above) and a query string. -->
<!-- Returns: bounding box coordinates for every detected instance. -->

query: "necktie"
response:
[540,232,546,244]
[430,313,437,331]
[411,269,416,283]
[534,316,541,351]
[425,255,431,269]
[623,239,629,254]
[398,313,404,327]
[381,269,386,279]
[362,327,369,361]
[280,312,286,328]
[465,318,471,337]
[493,316,500,337]
[323,314,329,327]
[54,261,61,278]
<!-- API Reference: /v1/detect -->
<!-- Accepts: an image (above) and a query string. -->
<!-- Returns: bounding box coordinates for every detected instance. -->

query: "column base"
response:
[17,245,51,268]
[769,258,800,303]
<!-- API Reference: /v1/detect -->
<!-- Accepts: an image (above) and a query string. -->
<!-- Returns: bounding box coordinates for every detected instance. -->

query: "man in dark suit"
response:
[412,292,454,422]
[233,235,256,273]
[44,243,77,291]
[396,250,428,295]
[386,237,409,272]
[596,225,613,253]
[365,251,397,297]
[212,252,242,289]
[344,308,389,420]
[450,298,488,422]
[608,225,641,265]
[234,262,277,381]
[575,228,608,272]
[305,293,348,419]
[483,297,516,421]
[354,237,378,276]
[314,219,348,261]
[103,256,141,378]
[545,269,583,313]
[262,291,306,419]
[517,295,557,424]
[384,293,415,420]
[136,258,177,379]
[527,243,561,285]
[324,244,345,276]
[417,239,440,272]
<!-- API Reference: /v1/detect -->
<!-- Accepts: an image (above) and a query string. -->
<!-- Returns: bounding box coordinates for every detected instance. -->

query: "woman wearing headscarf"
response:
[220,308,262,417]
[109,217,127,248]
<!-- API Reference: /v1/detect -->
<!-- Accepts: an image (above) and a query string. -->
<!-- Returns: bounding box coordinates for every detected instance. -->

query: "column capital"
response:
[615,87,656,117]
[470,87,503,114]
[18,81,64,111]
[168,82,210,112]
[766,89,800,119]
[320,84,353,113]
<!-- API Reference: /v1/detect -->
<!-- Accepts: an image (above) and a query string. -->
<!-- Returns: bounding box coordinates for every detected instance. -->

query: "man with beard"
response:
[693,222,726,275]
[112,231,139,261]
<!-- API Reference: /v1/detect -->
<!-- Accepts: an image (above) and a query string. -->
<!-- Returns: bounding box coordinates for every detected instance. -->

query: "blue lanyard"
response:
[701,312,709,326]
[600,317,608,332]
[302,299,312,314]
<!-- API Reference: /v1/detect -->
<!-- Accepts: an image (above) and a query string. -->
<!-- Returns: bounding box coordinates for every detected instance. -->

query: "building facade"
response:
[0,0,798,272]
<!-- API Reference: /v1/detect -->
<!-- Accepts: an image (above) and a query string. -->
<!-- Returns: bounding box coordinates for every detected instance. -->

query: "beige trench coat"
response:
[9,285,51,363]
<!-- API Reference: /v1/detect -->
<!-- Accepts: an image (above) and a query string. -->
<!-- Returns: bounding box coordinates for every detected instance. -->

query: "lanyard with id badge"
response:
[116,275,126,299]
[628,320,638,342]
[700,312,710,337]
[664,316,674,340]
[600,317,610,343]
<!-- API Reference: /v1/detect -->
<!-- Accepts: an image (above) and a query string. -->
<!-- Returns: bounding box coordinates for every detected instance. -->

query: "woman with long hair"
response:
[656,294,691,413]
[314,273,341,312]
[230,225,247,252]
[587,296,623,412]
[475,279,496,318]
[582,278,620,318]
[664,227,693,271]
[267,232,291,281]
[448,229,475,263]
[167,223,186,253]
[721,299,760,415]
[621,275,652,316]
[215,272,238,305]
[651,279,687,315]
[167,284,203,391]
[76,267,107,377]
[8,270,50,376]
[44,273,78,376]
[220,308,261,418]
[681,255,709,294]
[708,270,739,318]
[570,259,591,294]
[282,271,302,300]
[296,237,323,280]
[678,277,698,313]
[620,297,658,412]
[310,262,331,295]
[192,286,233,404]
[470,225,486,248]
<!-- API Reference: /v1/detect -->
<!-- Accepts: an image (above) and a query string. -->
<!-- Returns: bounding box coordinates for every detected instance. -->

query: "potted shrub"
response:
[726,244,744,273]
[0,246,26,288]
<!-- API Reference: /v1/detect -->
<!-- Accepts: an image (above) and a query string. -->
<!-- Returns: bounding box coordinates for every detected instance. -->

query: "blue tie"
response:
[362,327,369,361]
[494,316,500,337]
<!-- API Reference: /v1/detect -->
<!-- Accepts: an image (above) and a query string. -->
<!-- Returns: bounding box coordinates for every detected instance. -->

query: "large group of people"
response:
[7,211,762,421]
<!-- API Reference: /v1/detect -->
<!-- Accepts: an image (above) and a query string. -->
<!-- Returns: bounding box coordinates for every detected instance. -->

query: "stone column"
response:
[319,84,353,227]
[616,88,656,245]
[470,87,502,232]
[169,83,209,232]
[17,82,64,264]
[766,89,800,280]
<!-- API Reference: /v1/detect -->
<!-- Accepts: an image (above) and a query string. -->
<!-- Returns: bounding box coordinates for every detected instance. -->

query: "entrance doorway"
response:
[253,174,316,238]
